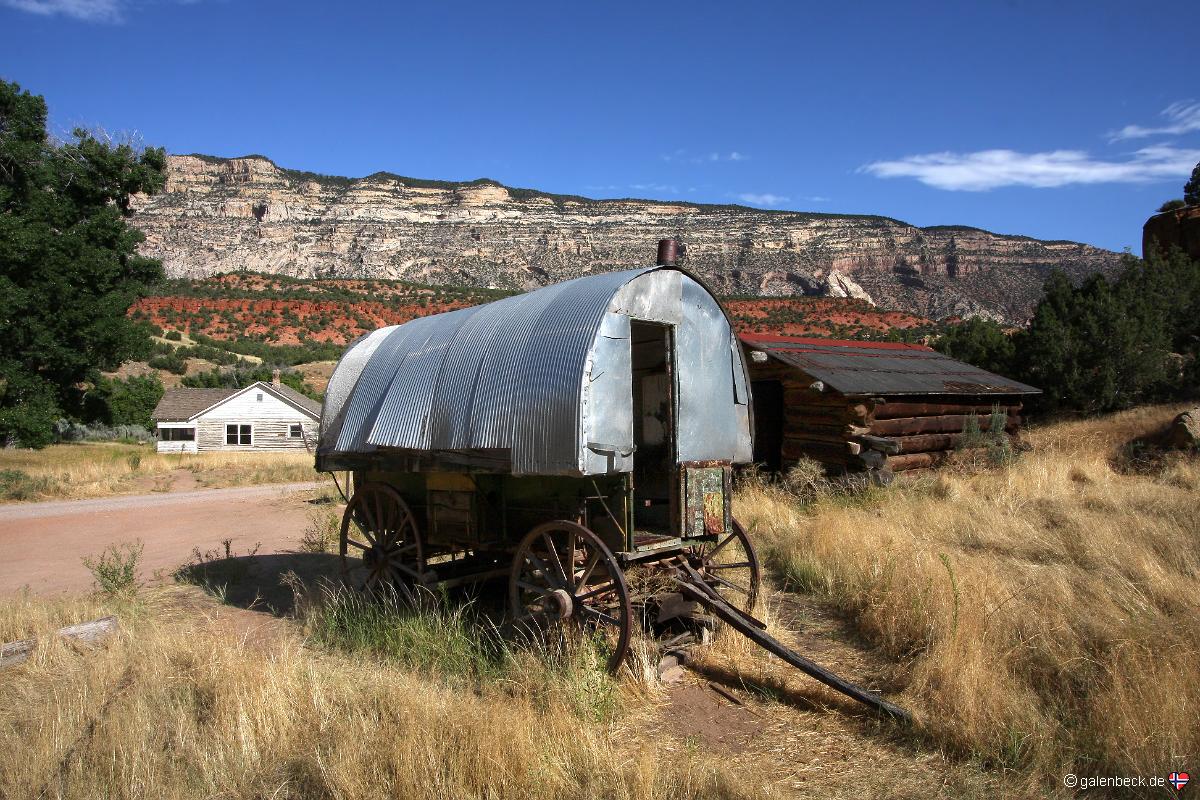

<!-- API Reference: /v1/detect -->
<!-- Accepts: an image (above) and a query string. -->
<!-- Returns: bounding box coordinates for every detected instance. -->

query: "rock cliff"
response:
[130,155,1122,323]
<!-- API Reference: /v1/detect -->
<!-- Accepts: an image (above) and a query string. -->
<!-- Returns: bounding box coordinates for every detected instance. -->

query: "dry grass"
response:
[0,442,323,503]
[0,589,760,800]
[734,403,1199,790]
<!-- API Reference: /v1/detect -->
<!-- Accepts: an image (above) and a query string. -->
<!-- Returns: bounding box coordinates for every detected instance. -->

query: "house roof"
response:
[152,388,237,421]
[152,382,323,422]
[738,333,1041,397]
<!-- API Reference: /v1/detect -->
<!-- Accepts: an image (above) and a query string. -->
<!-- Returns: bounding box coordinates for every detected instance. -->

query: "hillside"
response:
[129,155,1123,325]
[126,273,939,366]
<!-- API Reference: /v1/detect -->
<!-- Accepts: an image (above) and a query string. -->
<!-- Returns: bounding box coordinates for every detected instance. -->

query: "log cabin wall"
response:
[742,335,1039,481]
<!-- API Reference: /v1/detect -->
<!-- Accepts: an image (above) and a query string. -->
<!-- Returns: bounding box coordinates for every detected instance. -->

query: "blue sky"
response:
[2,0,1197,253]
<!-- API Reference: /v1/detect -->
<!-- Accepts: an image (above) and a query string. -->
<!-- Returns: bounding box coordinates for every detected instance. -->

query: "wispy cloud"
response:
[1110,101,1200,142]
[861,145,1200,191]
[1,0,123,21]
[630,182,680,194]
[662,149,748,164]
[736,192,790,206]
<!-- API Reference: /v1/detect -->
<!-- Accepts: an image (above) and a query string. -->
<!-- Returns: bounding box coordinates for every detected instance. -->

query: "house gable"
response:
[190,382,321,423]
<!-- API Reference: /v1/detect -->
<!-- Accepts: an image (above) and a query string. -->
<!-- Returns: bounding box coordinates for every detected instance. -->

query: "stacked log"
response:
[777,387,1024,477]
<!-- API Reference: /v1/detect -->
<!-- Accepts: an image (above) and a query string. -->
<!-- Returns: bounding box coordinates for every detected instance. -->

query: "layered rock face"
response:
[131,155,1122,323]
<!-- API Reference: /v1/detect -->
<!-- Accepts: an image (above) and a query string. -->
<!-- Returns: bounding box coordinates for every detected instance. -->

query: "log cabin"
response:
[739,333,1040,480]
[151,373,321,454]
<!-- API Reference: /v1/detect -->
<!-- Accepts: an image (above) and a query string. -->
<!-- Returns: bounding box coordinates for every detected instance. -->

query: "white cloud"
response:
[661,149,747,164]
[736,192,790,206]
[1110,101,1200,141]
[861,145,1200,191]
[1,0,123,21]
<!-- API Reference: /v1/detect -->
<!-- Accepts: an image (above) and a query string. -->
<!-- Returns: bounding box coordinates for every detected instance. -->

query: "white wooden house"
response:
[151,377,322,454]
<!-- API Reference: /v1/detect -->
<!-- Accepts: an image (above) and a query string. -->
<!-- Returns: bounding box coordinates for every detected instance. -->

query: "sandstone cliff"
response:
[130,155,1122,323]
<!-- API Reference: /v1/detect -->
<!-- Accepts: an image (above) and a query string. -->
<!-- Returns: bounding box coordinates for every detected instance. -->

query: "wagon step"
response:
[672,560,913,724]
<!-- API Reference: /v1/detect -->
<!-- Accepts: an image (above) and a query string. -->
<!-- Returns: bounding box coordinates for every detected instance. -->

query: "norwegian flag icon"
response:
[1169,772,1190,791]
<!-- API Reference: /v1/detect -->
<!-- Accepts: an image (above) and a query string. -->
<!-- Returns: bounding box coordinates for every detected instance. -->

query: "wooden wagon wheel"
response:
[509,520,633,674]
[340,482,426,597]
[685,517,761,614]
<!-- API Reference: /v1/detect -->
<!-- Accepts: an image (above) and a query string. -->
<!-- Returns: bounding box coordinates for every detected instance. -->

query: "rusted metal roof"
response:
[739,333,1040,396]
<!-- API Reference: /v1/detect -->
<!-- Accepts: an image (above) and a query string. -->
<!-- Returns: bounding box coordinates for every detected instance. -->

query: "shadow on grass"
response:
[175,551,341,615]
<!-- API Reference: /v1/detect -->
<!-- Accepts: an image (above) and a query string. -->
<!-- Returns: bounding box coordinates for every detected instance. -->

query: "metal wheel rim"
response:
[509,520,633,674]
[339,482,425,596]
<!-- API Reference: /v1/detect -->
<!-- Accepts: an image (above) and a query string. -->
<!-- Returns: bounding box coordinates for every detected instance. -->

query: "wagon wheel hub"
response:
[546,588,574,620]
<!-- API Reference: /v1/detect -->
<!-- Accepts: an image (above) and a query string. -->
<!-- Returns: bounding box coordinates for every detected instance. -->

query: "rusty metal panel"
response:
[681,463,731,538]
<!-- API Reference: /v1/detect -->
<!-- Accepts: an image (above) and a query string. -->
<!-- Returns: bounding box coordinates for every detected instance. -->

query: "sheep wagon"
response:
[316,257,761,672]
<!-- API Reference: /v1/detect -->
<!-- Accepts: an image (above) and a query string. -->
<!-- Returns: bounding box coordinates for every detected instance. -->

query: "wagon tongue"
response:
[671,559,913,724]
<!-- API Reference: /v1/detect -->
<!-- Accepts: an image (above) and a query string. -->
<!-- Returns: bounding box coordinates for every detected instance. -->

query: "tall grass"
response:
[735,403,1199,787]
[0,589,759,800]
[0,442,322,502]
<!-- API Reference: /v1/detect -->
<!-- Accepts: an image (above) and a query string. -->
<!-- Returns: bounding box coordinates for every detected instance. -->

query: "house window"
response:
[225,424,252,445]
[160,427,195,441]
[256,393,263,402]
[289,423,303,439]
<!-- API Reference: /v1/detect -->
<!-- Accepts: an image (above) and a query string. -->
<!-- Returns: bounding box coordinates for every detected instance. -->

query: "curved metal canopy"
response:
[318,266,752,475]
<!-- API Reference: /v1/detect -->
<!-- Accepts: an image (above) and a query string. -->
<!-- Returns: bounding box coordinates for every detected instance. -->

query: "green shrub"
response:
[148,353,187,374]
[82,540,144,597]
[164,330,182,341]
[0,469,54,501]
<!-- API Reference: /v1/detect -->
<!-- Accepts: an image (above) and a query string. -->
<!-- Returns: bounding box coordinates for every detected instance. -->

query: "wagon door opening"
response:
[630,320,675,537]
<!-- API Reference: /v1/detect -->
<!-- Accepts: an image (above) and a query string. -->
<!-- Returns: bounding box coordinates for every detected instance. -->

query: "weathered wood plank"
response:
[0,616,119,670]
[871,414,1019,437]
[874,401,1022,420]
[886,451,952,471]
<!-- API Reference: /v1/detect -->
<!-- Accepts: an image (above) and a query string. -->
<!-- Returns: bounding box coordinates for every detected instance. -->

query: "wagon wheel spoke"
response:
[523,552,568,590]
[575,581,617,603]
[706,531,737,560]
[542,534,571,587]
[516,580,552,597]
[707,561,753,571]
[577,604,621,627]
[345,538,369,551]
[707,572,752,596]
[574,552,600,592]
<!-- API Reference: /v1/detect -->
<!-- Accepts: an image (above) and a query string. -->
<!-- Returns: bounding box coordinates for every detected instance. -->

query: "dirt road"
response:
[0,483,324,595]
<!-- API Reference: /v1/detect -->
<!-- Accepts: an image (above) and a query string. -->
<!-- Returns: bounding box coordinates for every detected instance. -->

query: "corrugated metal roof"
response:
[320,266,754,475]
[325,268,660,474]
[739,333,1040,396]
